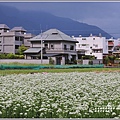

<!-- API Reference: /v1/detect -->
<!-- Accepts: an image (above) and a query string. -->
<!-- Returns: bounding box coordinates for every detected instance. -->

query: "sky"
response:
[0,1,120,38]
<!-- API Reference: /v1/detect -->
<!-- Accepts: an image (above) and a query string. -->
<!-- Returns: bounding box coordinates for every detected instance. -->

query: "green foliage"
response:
[82,55,95,60]
[0,68,120,75]
[0,53,7,59]
[0,53,24,59]
[108,55,116,64]
[88,60,93,65]
[77,59,82,64]
[6,53,15,59]
[104,56,110,66]
[49,57,54,65]
[18,44,27,55]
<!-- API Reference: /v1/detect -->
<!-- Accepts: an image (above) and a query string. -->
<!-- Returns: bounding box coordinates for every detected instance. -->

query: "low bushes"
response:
[0,53,24,59]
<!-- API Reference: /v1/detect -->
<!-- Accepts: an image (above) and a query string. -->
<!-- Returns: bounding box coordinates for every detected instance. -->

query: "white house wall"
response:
[92,53,103,59]
[114,39,120,46]
[103,37,108,54]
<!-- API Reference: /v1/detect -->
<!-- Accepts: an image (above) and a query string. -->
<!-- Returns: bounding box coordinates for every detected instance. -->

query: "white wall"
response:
[0,59,49,64]
[114,38,120,46]
[74,35,108,59]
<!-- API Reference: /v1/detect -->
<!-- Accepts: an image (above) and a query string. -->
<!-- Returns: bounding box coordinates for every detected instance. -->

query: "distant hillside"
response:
[0,4,112,38]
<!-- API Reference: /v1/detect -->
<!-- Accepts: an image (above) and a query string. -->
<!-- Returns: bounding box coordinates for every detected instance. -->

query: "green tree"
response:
[104,56,110,66]
[18,44,27,55]
[108,55,116,64]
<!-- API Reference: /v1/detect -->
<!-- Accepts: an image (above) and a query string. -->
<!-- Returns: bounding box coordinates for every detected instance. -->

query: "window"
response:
[50,44,54,49]
[20,37,24,41]
[15,45,19,49]
[64,44,67,50]
[82,38,86,40]
[45,43,48,49]
[70,45,74,50]
[15,36,19,41]
[0,41,1,43]
[52,33,58,35]
[82,44,86,46]
[93,44,98,47]
[93,38,95,40]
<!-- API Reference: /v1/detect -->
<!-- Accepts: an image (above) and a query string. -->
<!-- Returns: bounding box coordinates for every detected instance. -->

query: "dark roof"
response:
[11,27,26,32]
[29,29,78,43]
[0,24,10,29]
[43,53,62,57]
[24,48,41,53]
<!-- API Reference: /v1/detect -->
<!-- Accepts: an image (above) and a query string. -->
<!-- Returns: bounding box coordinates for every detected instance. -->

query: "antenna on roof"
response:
[46,25,48,30]
[99,33,102,37]
[90,33,92,37]
[40,24,42,33]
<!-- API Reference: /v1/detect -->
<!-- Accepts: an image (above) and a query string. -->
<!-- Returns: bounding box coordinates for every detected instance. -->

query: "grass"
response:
[0,62,52,66]
[0,68,120,75]
[0,62,120,75]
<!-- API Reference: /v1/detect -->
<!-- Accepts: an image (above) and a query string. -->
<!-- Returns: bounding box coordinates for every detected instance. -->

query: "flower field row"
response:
[0,72,120,118]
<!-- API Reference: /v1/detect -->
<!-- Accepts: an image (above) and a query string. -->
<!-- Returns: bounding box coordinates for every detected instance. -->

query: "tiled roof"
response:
[0,24,10,29]
[11,27,26,32]
[30,29,78,43]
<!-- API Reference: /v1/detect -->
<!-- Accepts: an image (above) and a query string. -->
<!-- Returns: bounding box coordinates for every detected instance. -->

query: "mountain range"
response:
[0,4,112,38]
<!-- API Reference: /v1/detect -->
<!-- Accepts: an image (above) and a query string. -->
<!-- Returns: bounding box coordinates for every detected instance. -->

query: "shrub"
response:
[89,60,93,65]
[0,53,24,59]
[83,55,95,60]
[49,57,54,65]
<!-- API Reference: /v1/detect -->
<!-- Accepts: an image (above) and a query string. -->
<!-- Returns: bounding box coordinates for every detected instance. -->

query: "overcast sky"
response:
[1,2,120,37]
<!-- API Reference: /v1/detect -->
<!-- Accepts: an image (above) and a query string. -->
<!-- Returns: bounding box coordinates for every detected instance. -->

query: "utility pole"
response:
[41,30,43,64]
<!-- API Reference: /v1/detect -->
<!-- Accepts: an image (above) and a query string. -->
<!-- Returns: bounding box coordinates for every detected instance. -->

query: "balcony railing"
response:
[45,47,75,51]
[108,48,113,51]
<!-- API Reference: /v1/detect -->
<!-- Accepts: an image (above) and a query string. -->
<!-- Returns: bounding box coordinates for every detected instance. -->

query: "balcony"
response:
[15,41,23,45]
[108,42,114,46]
[45,47,77,54]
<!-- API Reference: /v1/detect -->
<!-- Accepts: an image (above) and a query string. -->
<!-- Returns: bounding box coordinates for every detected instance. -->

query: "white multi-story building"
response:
[74,34,108,59]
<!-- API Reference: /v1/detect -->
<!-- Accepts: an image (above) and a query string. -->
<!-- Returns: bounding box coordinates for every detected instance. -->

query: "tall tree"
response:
[18,44,27,55]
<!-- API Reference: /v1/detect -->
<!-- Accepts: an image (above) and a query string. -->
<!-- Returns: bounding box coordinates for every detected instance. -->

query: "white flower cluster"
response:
[0,72,120,118]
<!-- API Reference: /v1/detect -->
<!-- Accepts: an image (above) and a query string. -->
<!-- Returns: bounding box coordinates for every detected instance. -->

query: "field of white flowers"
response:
[0,72,120,118]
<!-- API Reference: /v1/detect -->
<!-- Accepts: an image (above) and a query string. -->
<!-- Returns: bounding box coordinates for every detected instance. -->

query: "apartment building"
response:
[112,38,120,57]
[74,34,108,60]
[0,24,34,54]
[11,27,34,48]
[107,37,120,54]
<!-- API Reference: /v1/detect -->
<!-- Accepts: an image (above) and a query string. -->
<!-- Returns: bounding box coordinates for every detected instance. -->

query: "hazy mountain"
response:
[0,4,112,38]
